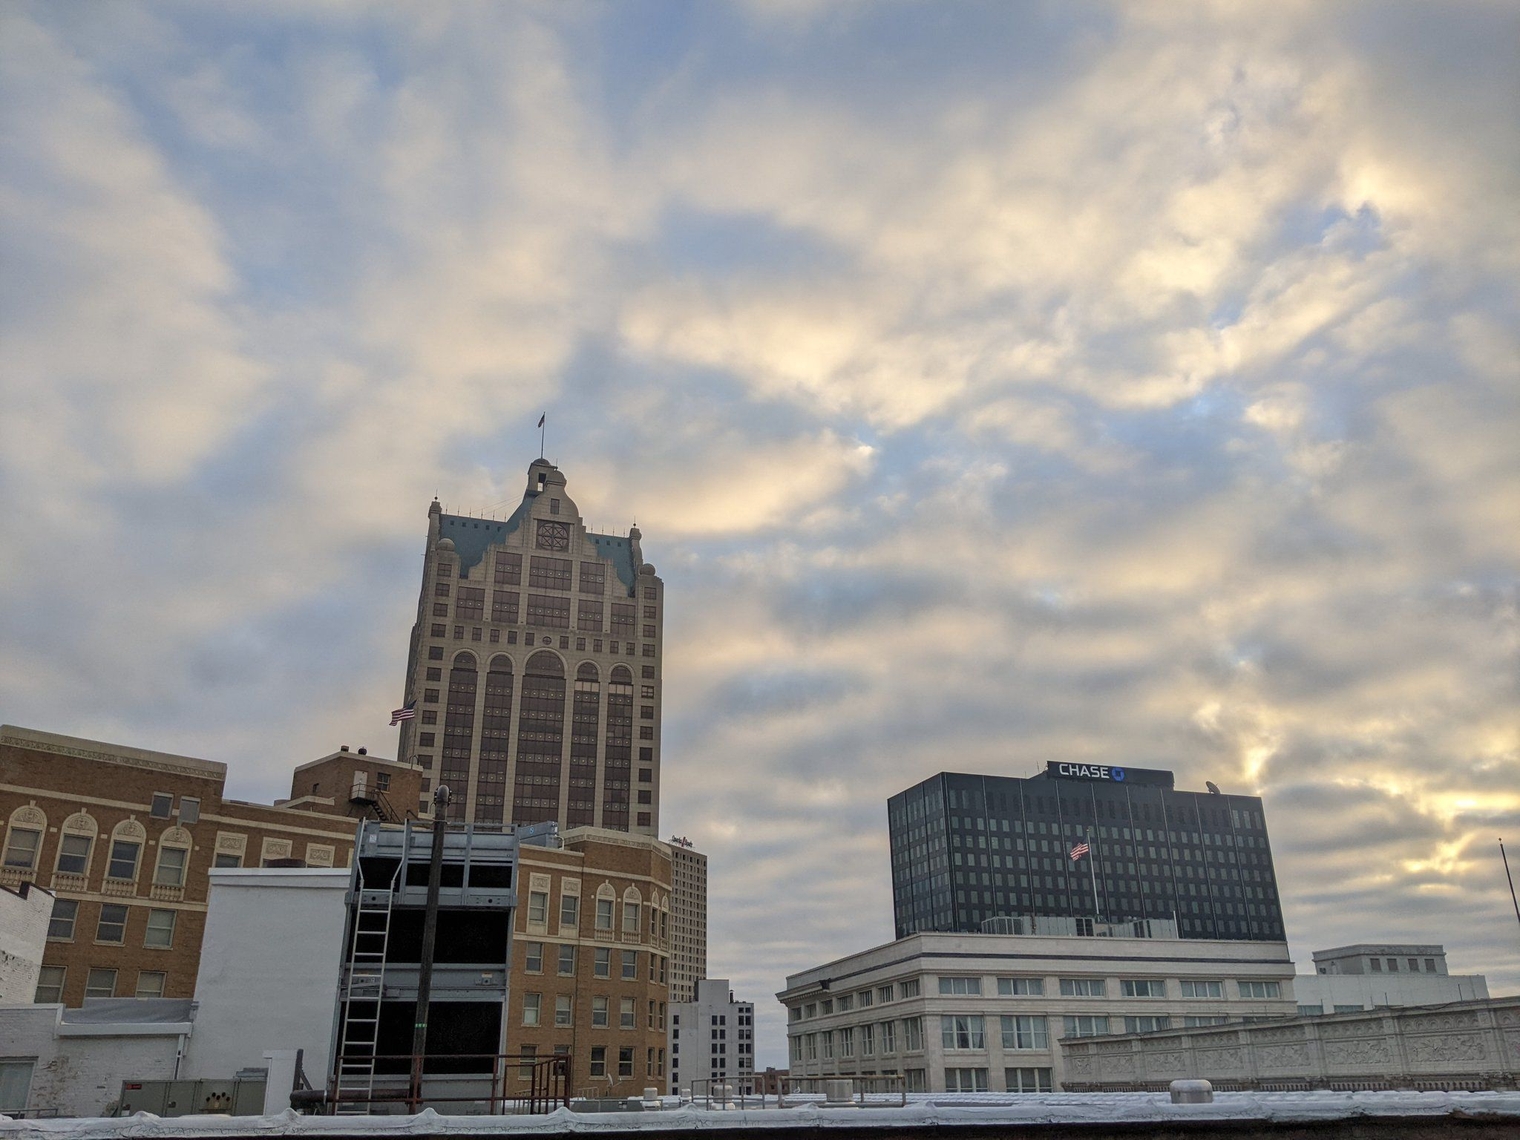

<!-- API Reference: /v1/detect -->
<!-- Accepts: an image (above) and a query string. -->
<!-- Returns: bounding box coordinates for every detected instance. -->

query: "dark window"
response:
[439,653,478,820]
[642,666,654,679]
[611,604,636,635]
[529,555,572,590]
[643,587,657,600]
[457,587,484,621]
[150,793,173,819]
[578,599,603,632]
[514,652,565,825]
[637,812,651,827]
[639,747,652,760]
[435,581,450,597]
[579,562,606,595]
[494,553,522,586]
[603,665,634,829]
[568,663,600,827]
[428,646,444,661]
[492,591,520,624]
[527,594,570,628]
[426,667,441,681]
[550,498,560,515]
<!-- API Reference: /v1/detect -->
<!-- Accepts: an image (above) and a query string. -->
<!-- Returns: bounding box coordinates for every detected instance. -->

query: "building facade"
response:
[0,881,54,1003]
[396,459,664,837]
[1295,943,1490,1015]
[669,977,755,1095]
[889,764,1285,941]
[778,924,1297,1093]
[667,839,708,1005]
[0,725,414,1007]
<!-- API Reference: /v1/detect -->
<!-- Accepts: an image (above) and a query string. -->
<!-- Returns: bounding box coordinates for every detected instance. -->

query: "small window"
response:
[213,853,242,868]
[47,898,79,941]
[997,977,1044,996]
[555,995,572,1027]
[938,976,981,996]
[0,1060,35,1114]
[594,947,611,977]
[527,890,548,925]
[34,965,66,1004]
[84,968,118,999]
[107,840,141,881]
[2,827,41,870]
[1059,978,1106,997]
[592,996,609,1027]
[622,900,641,933]
[144,909,176,949]
[560,893,579,928]
[136,971,167,998]
[618,1047,634,1077]
[620,997,636,1029]
[522,993,541,1026]
[177,797,200,825]
[589,1046,606,1077]
[97,904,129,943]
[621,950,638,980]
[558,944,576,975]
[524,942,544,973]
[155,847,188,887]
[1121,979,1166,998]
[56,833,93,875]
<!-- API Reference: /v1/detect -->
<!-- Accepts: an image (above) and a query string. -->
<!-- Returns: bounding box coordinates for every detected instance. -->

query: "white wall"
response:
[0,883,53,1003]
[1295,970,1490,1012]
[182,867,350,1084]
[0,1004,184,1117]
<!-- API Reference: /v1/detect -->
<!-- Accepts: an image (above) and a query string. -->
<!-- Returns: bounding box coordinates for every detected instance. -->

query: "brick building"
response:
[0,725,420,1007]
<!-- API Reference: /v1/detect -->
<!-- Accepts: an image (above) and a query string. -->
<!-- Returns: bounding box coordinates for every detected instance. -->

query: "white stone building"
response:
[669,977,755,1095]
[1294,943,1490,1015]
[778,921,1297,1093]
[0,881,53,1003]
[667,839,707,1005]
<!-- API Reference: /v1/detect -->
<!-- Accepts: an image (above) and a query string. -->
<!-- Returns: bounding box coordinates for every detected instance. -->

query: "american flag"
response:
[1069,840,1091,862]
[389,701,416,726]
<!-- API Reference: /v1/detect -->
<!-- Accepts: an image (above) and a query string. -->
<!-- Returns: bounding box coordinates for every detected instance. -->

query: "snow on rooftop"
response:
[3,1092,1518,1136]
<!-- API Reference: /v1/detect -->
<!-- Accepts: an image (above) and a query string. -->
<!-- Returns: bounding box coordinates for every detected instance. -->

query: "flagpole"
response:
[1502,839,1520,943]
[1088,829,1100,922]
[539,414,545,459]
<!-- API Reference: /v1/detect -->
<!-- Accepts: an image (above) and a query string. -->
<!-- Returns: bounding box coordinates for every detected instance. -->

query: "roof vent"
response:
[357,747,368,755]
[340,745,350,752]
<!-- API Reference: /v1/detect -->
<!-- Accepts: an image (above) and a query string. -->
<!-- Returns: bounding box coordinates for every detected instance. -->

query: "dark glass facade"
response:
[887,765,1285,942]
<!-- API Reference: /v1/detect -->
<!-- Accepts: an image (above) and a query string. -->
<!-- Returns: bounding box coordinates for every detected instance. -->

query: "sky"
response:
[2,1,1517,1067]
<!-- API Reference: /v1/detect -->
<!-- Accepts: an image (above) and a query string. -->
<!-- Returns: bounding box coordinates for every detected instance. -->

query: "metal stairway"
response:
[333,857,400,1113]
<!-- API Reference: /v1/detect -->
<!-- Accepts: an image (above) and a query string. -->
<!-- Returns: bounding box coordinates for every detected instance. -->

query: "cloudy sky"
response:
[3,1,1517,1062]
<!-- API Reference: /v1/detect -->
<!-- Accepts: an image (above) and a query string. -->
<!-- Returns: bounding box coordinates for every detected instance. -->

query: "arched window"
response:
[602,666,634,829]
[105,820,147,884]
[438,651,479,819]
[155,826,192,890]
[476,655,515,824]
[513,651,566,824]
[55,811,99,878]
[569,663,601,827]
[622,885,643,935]
[3,804,47,874]
[595,882,617,931]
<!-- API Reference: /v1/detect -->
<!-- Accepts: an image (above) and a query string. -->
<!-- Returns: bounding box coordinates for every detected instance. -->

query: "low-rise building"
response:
[778,917,1297,1093]
[1294,944,1489,1015]
[0,725,417,1007]
[669,977,755,1094]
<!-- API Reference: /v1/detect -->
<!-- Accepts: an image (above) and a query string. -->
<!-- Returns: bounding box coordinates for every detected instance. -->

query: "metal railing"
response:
[685,1074,906,1109]
[325,1053,569,1115]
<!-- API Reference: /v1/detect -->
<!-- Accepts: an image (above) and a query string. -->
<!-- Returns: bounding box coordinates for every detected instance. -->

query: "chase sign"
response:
[1045,761,1174,789]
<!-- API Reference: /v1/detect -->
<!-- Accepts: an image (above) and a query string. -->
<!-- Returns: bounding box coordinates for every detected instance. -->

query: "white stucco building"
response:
[181,866,350,1083]
[0,881,53,1003]
[778,920,1297,1093]
[669,977,754,1095]
[1293,944,1490,1015]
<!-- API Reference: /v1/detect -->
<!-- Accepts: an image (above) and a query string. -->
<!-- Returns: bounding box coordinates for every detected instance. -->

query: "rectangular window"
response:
[594,947,611,978]
[610,603,636,635]
[456,586,484,620]
[621,950,638,980]
[578,562,605,595]
[592,996,609,1027]
[620,997,636,1029]
[938,976,981,995]
[527,890,549,925]
[177,797,200,825]
[880,1019,897,1053]
[492,591,520,624]
[522,993,542,1026]
[1001,1015,1049,1050]
[150,792,173,819]
[136,971,167,998]
[495,552,522,585]
[1062,1015,1110,1038]
[997,977,1044,996]
[1187,1014,1231,1026]
[877,984,894,1003]
[524,942,544,973]
[618,1047,634,1078]
[623,900,641,933]
[944,1068,989,1092]
[589,1046,606,1077]
[577,599,603,632]
[839,1026,854,1057]
[97,903,129,944]
[555,995,572,1027]
[903,1016,923,1051]
[529,556,572,590]
[144,909,176,948]
[559,892,579,929]
[1180,980,1224,999]
[1121,979,1166,998]
[0,1060,35,1115]
[2,827,41,870]
[85,968,118,999]
[900,978,921,998]
[1059,978,1105,997]
[56,833,93,874]
[213,853,242,868]
[1238,980,1282,999]
[1124,1015,1171,1034]
[35,965,65,1003]
[1006,1067,1053,1093]
[47,898,79,941]
[155,847,188,887]
[558,944,576,975]
[526,594,570,628]
[940,1014,986,1050]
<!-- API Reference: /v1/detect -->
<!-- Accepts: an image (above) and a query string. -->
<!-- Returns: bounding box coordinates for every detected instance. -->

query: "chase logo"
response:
[1112,767,1126,782]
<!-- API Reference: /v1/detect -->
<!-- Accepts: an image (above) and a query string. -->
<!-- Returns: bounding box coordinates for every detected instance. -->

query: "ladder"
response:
[333,856,400,1113]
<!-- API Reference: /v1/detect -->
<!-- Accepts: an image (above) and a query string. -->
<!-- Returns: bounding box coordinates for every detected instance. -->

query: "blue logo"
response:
[1111,767,1126,782]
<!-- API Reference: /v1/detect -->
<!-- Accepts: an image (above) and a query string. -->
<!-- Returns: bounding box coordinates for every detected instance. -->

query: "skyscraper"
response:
[397,459,664,834]
[888,764,1285,941]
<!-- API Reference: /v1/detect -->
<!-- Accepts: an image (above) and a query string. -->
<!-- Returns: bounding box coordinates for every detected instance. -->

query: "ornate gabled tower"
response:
[397,459,663,835]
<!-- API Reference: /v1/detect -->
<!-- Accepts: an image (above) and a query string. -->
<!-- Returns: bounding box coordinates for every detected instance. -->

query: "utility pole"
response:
[409,785,450,1109]
[1502,839,1520,945]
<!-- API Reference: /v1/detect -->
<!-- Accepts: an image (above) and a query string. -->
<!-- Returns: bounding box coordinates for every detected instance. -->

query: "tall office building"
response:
[398,459,664,835]
[888,764,1285,942]
[667,839,708,1004]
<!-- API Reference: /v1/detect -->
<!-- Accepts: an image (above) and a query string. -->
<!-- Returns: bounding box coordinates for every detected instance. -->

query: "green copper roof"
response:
[440,508,638,595]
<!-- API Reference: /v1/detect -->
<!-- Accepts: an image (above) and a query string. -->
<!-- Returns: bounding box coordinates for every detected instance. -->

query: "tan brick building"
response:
[0,725,420,1008]
[508,829,673,1097]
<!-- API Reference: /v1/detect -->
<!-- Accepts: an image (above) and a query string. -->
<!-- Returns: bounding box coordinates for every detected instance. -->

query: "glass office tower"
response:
[887,763,1285,942]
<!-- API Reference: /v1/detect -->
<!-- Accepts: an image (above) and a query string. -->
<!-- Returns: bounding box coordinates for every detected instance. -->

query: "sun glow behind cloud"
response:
[1,0,1517,1065]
